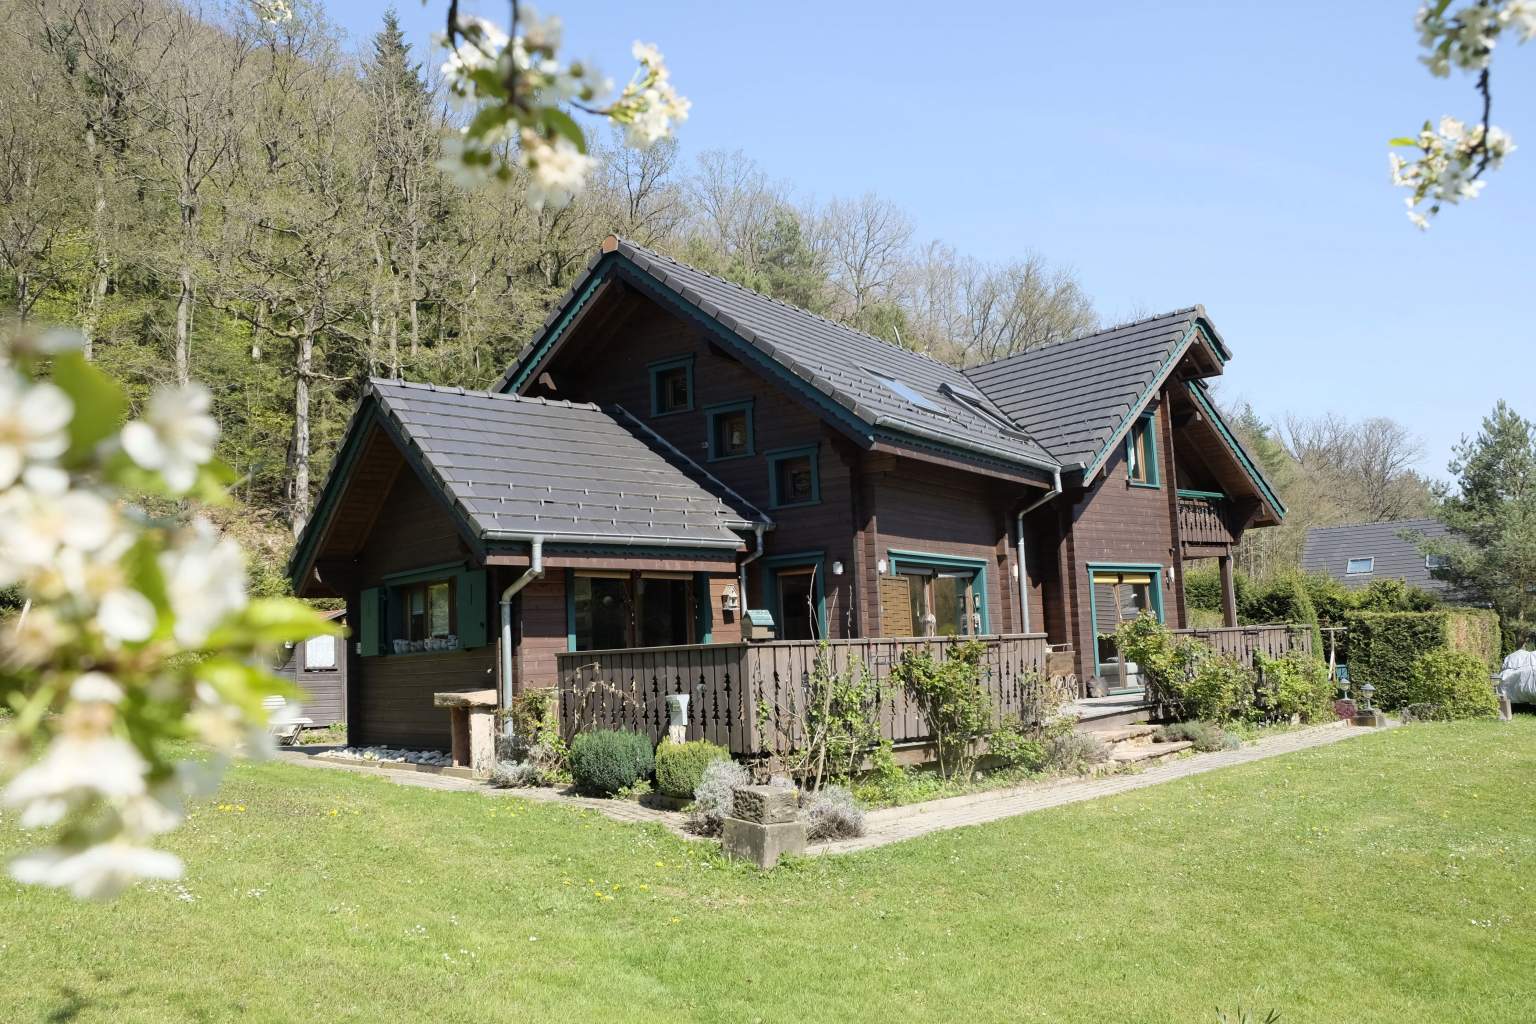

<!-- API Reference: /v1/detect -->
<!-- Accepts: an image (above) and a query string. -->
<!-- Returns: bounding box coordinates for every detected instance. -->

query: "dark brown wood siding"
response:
[349,466,483,749]
[1062,389,1183,681]
[533,296,860,637]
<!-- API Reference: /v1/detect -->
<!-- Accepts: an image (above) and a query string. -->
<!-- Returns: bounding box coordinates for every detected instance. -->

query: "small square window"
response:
[1426,553,1449,570]
[1346,557,1374,575]
[768,447,819,507]
[649,357,693,415]
[707,402,753,460]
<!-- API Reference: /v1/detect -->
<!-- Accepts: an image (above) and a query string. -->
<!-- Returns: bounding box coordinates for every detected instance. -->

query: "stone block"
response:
[721,818,806,869]
[731,784,799,824]
[1352,709,1386,728]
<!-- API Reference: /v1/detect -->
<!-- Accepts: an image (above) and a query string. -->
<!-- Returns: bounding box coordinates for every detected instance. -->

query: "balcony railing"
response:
[1177,491,1238,547]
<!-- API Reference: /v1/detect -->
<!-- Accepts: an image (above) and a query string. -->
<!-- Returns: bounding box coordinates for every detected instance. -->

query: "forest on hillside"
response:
[0,0,1435,587]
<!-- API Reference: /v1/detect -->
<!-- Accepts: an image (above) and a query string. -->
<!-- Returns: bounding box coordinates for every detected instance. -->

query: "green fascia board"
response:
[286,402,380,592]
[1177,488,1227,500]
[504,258,618,394]
[1185,382,1287,518]
[885,549,991,634]
[1086,561,1166,676]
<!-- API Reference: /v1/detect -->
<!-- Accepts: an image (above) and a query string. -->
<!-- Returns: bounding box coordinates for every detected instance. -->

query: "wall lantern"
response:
[721,584,740,613]
[831,561,844,576]
[876,558,888,575]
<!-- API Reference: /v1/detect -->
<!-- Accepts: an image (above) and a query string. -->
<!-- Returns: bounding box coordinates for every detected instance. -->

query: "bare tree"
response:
[1281,413,1433,522]
[819,192,912,320]
[590,130,685,246]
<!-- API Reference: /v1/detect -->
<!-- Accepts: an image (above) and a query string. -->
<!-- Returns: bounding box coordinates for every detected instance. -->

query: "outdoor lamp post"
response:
[1359,682,1375,712]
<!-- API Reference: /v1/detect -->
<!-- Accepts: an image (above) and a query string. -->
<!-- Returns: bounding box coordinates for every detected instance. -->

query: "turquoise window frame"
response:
[648,354,694,417]
[759,551,827,640]
[766,444,820,508]
[1126,412,1160,488]
[1087,561,1165,678]
[886,549,990,635]
[704,399,755,461]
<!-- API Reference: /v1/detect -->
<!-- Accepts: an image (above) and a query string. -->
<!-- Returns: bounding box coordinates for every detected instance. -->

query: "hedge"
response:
[1344,608,1501,709]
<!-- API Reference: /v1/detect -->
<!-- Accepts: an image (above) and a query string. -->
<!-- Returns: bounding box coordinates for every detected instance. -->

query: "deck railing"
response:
[1177,493,1239,547]
[1171,623,1314,663]
[555,634,1055,757]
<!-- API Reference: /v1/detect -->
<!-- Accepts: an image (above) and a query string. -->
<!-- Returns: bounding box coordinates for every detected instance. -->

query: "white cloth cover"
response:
[1498,648,1536,701]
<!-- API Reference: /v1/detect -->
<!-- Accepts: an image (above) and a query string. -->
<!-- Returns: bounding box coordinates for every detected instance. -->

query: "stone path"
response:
[812,720,1379,855]
[277,720,1386,856]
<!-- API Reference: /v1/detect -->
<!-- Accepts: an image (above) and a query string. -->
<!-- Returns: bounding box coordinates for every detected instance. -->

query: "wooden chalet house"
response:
[289,237,1284,751]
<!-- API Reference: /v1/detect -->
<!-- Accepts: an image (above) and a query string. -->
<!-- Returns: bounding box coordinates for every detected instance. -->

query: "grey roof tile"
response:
[962,308,1208,468]
[369,379,765,549]
[1300,518,1455,593]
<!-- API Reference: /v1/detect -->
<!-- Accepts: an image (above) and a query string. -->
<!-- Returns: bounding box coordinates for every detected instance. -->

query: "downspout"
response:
[498,536,544,737]
[1015,466,1061,634]
[739,523,766,611]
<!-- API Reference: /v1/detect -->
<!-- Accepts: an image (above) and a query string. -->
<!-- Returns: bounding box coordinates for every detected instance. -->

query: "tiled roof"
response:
[500,238,1058,472]
[368,379,765,548]
[1301,518,1454,593]
[962,308,1220,469]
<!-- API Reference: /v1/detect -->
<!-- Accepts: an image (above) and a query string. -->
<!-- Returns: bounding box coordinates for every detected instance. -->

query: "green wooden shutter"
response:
[359,587,382,657]
[456,568,489,648]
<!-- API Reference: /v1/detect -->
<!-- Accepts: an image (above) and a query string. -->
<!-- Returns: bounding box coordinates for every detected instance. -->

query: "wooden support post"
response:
[1219,554,1239,628]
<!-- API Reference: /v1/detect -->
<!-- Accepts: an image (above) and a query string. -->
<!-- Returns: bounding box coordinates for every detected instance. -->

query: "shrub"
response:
[1183,653,1257,722]
[489,760,541,788]
[803,785,866,841]
[986,717,1047,773]
[654,739,730,799]
[1401,649,1499,719]
[1241,573,1323,662]
[1042,724,1108,774]
[1347,609,1500,707]
[568,729,655,796]
[686,758,750,835]
[498,687,569,781]
[1255,649,1334,723]
[895,639,993,782]
[1155,720,1239,752]
[775,647,881,790]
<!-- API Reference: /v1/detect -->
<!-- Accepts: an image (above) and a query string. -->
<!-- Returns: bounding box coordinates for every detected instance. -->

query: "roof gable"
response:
[498,237,1059,481]
[962,308,1227,471]
[288,379,767,590]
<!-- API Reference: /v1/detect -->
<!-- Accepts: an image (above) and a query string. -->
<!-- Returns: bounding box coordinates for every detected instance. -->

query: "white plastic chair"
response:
[263,695,313,745]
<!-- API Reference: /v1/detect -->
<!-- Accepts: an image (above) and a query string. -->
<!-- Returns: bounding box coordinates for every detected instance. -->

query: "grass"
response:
[4,719,1535,1023]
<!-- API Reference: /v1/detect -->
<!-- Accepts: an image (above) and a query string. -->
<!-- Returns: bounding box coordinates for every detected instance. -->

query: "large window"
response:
[649,356,693,416]
[706,400,754,461]
[571,572,697,651]
[1090,566,1164,686]
[1126,413,1159,487]
[884,551,987,637]
[767,445,819,507]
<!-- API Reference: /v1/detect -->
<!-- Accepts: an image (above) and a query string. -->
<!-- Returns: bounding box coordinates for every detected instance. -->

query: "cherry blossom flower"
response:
[10,843,183,901]
[160,520,248,646]
[69,672,123,705]
[521,132,595,212]
[120,384,218,494]
[0,375,72,490]
[3,734,148,826]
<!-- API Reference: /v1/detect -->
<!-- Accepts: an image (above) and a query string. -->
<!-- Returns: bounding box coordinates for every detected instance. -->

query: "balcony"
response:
[1177,491,1239,550]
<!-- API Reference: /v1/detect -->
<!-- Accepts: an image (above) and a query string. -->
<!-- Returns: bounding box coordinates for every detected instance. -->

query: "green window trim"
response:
[704,399,755,461]
[1126,412,1161,489]
[886,549,990,635]
[766,444,821,508]
[647,354,694,416]
[759,551,827,640]
[1087,561,1165,678]
[360,564,489,655]
[1176,488,1226,500]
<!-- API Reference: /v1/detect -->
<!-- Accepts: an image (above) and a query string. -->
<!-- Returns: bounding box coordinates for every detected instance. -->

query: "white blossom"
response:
[3,734,148,822]
[97,588,157,645]
[0,485,118,587]
[69,672,123,705]
[159,520,248,646]
[520,132,594,212]
[11,842,182,901]
[0,375,72,490]
[120,384,218,494]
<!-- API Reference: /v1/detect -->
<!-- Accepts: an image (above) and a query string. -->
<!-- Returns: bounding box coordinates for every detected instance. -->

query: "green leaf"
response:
[539,107,587,153]
[1389,137,1418,148]
[207,597,341,649]
[466,102,515,141]
[51,352,127,465]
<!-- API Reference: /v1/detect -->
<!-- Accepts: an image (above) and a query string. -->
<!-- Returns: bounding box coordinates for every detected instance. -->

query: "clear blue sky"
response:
[326,0,1535,484]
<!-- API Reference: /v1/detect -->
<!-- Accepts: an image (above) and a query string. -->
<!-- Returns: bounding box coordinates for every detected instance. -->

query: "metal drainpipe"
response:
[739,523,766,613]
[1014,467,1061,634]
[498,536,544,737]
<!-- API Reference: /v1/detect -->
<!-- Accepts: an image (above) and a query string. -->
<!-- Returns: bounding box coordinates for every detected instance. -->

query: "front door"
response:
[776,568,817,641]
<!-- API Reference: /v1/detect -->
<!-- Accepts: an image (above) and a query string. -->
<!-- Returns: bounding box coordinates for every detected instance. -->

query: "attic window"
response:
[1426,553,1450,570]
[868,372,946,415]
[1346,557,1374,575]
[941,384,1019,432]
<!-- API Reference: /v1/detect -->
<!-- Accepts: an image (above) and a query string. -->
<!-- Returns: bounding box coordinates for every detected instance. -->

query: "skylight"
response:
[868,371,946,414]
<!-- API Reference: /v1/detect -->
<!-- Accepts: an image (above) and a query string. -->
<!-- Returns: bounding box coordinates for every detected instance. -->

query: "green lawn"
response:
[4,721,1534,1023]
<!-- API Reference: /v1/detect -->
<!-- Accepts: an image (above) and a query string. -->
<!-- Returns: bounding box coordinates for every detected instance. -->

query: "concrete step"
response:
[1105,739,1194,765]
[1087,724,1158,744]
